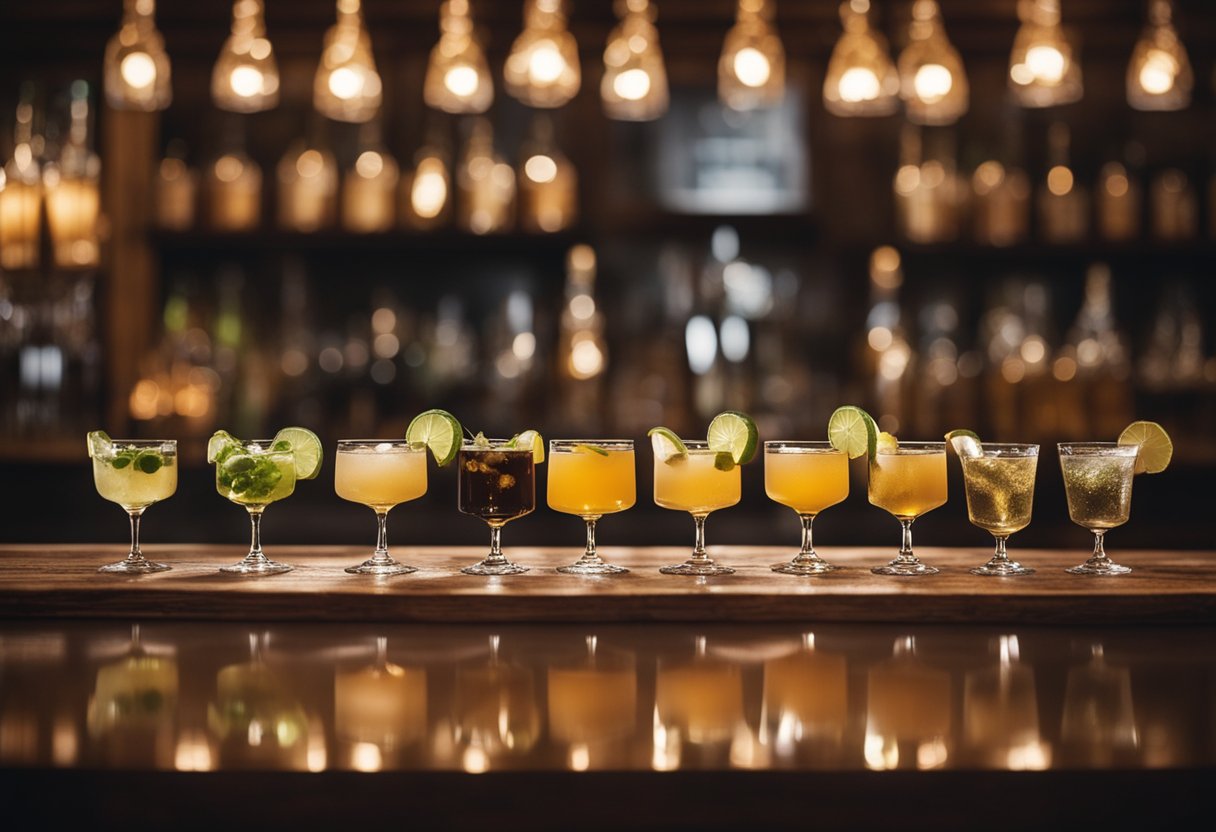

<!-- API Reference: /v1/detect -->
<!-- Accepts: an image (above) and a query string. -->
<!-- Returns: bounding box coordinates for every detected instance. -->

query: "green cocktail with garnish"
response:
[88,431,177,574]
[209,427,322,575]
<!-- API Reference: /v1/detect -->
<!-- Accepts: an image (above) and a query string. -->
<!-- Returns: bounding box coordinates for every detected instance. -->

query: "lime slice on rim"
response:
[876,431,899,453]
[207,430,239,464]
[827,406,878,460]
[648,427,688,465]
[273,426,324,480]
[707,410,758,464]
[575,443,610,456]
[508,429,545,463]
[1118,421,1172,475]
[406,409,462,467]
[945,429,982,459]
[87,430,112,458]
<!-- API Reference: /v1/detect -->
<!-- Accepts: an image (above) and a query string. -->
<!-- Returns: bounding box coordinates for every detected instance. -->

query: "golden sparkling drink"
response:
[1061,454,1135,529]
[335,444,427,511]
[93,457,177,510]
[547,446,636,517]
[962,455,1037,536]
[868,449,947,519]
[765,448,848,514]
[653,450,741,515]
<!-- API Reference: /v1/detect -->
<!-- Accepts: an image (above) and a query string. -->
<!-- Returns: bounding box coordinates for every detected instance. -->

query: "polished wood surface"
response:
[0,545,1212,623]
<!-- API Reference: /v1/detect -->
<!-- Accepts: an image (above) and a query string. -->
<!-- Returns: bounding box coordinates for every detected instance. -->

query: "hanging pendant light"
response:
[425,0,493,114]
[505,0,580,108]
[1127,0,1191,111]
[104,0,172,111]
[314,0,382,123]
[898,0,967,125]
[823,0,898,117]
[212,0,279,113]
[718,0,785,111]
[601,0,669,121]
[1008,0,1081,108]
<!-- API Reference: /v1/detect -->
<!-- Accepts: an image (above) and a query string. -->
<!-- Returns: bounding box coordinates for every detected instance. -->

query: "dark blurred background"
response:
[1,1,1213,550]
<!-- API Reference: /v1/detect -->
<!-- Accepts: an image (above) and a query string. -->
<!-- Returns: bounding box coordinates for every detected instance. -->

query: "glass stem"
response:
[894,518,918,565]
[578,516,603,565]
[691,513,710,565]
[247,508,268,564]
[485,522,506,566]
[1089,530,1109,566]
[992,535,1011,564]
[127,509,145,563]
[372,511,391,565]
[790,513,823,565]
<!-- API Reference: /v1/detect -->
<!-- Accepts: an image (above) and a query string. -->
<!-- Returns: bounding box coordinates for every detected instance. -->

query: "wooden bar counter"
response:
[1,544,1212,624]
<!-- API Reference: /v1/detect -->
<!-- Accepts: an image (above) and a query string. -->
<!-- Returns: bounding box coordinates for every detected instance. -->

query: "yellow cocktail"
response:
[765,441,849,575]
[548,440,636,574]
[654,442,742,576]
[88,435,178,574]
[1059,443,1139,575]
[336,440,428,575]
[868,442,948,576]
[962,444,1039,576]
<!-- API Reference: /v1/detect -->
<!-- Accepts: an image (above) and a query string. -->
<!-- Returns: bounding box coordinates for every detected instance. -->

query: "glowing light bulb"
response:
[328,66,364,100]
[1025,45,1065,84]
[839,67,880,102]
[733,48,771,88]
[613,68,651,101]
[444,65,480,98]
[1008,1,1080,106]
[528,41,565,84]
[412,168,448,218]
[314,0,381,122]
[120,52,157,89]
[1137,48,1177,95]
[229,65,264,98]
[524,154,557,184]
[355,151,383,179]
[1127,1,1191,111]
[913,64,952,102]
[425,0,493,113]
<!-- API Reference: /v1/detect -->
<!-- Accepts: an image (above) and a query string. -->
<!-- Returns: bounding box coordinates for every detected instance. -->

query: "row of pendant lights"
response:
[104,0,1195,126]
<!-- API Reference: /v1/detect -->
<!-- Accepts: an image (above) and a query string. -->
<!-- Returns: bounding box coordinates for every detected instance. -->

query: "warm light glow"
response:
[213,0,278,112]
[425,0,493,113]
[733,47,771,88]
[229,65,264,98]
[120,52,157,89]
[411,159,449,220]
[1137,49,1176,95]
[899,1,968,124]
[505,0,580,108]
[913,63,952,102]
[314,0,381,122]
[824,0,898,116]
[529,42,565,84]
[444,65,480,97]
[524,154,558,184]
[1024,45,1065,84]
[1008,0,1080,107]
[839,67,880,102]
[328,66,364,100]
[613,68,651,101]
[1046,165,1073,196]
[355,151,383,179]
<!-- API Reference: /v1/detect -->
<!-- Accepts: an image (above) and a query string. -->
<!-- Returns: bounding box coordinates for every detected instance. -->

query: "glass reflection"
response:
[451,635,541,770]
[334,637,427,771]
[654,636,746,769]
[1059,642,1140,766]
[865,635,951,770]
[85,624,179,768]
[762,633,847,764]
[546,636,637,770]
[963,635,1049,769]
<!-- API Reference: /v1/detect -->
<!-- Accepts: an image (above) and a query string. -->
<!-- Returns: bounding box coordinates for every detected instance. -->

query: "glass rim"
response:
[764,440,842,453]
[99,438,177,448]
[550,439,634,450]
[1058,442,1138,455]
[336,439,422,448]
[970,443,1040,457]
[673,440,718,452]
[460,438,530,450]
[876,441,945,454]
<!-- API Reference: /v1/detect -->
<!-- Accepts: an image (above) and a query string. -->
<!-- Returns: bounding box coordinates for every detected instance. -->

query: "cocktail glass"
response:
[335,440,427,576]
[868,441,947,576]
[92,439,178,574]
[547,440,636,575]
[1058,443,1137,575]
[962,443,1039,576]
[654,441,741,576]
[764,441,848,575]
[457,439,535,576]
[214,439,298,575]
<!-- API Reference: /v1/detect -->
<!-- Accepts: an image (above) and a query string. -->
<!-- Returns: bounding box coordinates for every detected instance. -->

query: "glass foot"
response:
[1067,560,1131,575]
[346,560,417,576]
[461,561,529,576]
[557,560,629,575]
[972,560,1034,577]
[872,561,939,577]
[99,558,170,574]
[660,562,735,577]
[772,560,837,576]
[220,559,293,576]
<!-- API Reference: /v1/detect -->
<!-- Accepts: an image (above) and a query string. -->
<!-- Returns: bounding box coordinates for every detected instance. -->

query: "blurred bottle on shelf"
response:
[861,246,911,435]
[1061,263,1132,439]
[1095,144,1143,242]
[277,137,337,233]
[971,160,1030,247]
[43,81,101,270]
[556,244,608,431]
[207,131,261,232]
[1038,123,1087,244]
[457,119,514,234]
[1149,169,1197,241]
[401,122,451,231]
[894,125,961,244]
[342,123,398,233]
[0,88,43,271]
[518,115,577,234]
[155,139,198,231]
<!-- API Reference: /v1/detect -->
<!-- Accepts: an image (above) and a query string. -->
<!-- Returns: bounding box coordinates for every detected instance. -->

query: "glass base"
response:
[872,561,939,577]
[1067,560,1131,576]
[557,560,629,575]
[98,558,170,574]
[461,560,529,576]
[660,562,735,577]
[772,560,837,576]
[972,560,1034,577]
[220,558,293,576]
[346,559,417,576]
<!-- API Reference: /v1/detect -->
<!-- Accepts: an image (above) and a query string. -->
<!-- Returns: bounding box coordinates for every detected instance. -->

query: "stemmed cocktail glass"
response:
[458,439,536,576]
[1058,443,1137,575]
[868,441,947,576]
[654,441,741,576]
[764,441,848,575]
[547,440,636,575]
[961,443,1039,576]
[88,434,177,574]
[214,439,299,575]
[335,440,427,575]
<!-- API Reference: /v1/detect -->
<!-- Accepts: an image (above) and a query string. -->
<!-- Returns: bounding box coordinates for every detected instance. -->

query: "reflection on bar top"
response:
[0,621,1212,774]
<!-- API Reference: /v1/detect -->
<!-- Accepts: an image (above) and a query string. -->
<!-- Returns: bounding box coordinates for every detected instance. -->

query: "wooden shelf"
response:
[149,228,584,256]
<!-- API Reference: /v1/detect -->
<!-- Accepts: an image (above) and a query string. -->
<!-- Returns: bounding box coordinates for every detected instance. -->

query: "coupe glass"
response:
[764,441,848,575]
[1058,443,1137,575]
[547,440,636,575]
[335,440,426,576]
[457,439,535,576]
[92,439,177,574]
[868,441,947,576]
[214,439,297,575]
[654,441,741,576]
[961,443,1039,576]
